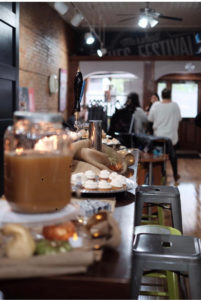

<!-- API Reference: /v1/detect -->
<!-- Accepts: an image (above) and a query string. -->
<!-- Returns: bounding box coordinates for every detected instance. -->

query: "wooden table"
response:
[138,152,169,185]
[0,193,135,299]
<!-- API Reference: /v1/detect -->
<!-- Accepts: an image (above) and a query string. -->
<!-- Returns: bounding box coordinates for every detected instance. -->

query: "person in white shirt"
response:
[148,88,182,181]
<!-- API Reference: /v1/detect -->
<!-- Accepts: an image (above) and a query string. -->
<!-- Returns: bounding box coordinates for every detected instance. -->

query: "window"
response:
[172,82,198,118]
[84,73,137,116]
[157,82,167,100]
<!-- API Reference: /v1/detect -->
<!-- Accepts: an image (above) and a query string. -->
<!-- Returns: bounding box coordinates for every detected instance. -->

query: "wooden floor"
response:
[166,158,201,238]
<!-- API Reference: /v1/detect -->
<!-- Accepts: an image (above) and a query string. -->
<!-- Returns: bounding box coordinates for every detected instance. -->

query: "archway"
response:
[80,70,140,132]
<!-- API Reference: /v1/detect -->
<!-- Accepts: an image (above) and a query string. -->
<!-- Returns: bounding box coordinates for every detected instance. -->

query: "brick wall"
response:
[19,3,74,117]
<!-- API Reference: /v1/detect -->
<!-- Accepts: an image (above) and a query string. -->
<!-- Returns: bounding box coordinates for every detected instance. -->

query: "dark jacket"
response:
[108,108,133,136]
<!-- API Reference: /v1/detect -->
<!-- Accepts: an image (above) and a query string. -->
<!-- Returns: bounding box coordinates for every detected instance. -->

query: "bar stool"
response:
[135,185,183,232]
[131,233,201,299]
[134,225,181,299]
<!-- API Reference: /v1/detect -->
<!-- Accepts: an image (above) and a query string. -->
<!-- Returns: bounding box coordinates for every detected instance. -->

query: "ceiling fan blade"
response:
[118,17,135,23]
[116,14,133,16]
[159,15,183,21]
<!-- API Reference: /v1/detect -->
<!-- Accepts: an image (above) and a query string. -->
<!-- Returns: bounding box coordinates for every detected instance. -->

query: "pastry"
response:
[110,178,123,190]
[71,172,86,187]
[85,170,96,180]
[84,180,98,191]
[109,172,118,181]
[98,180,112,191]
[99,170,110,181]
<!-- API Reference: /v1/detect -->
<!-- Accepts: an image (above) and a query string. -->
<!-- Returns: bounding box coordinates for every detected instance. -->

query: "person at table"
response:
[148,88,181,182]
[62,115,75,131]
[145,93,160,113]
[108,92,148,136]
[145,93,160,134]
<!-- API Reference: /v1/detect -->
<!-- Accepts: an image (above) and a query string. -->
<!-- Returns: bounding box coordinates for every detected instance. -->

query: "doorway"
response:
[82,71,138,132]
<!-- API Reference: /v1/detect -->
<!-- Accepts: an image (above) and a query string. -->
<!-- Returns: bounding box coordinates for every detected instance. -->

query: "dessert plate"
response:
[0,200,79,227]
[72,178,137,197]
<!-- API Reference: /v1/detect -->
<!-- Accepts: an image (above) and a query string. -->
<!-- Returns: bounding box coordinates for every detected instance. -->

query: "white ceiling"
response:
[50,2,201,31]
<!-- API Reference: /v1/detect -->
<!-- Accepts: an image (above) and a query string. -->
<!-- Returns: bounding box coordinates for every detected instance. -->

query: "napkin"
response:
[72,197,116,216]
[75,147,111,171]
[72,140,127,174]
[71,160,104,175]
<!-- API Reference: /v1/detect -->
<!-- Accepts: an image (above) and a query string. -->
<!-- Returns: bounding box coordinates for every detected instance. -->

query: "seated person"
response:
[145,93,160,134]
[145,93,160,113]
[108,92,148,137]
[62,115,75,131]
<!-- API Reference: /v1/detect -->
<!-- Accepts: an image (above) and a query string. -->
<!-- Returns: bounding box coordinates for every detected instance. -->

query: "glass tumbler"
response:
[4,111,72,213]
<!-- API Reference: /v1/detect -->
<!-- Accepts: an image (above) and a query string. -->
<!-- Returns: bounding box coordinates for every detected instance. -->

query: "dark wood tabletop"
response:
[140,152,169,163]
[0,192,135,299]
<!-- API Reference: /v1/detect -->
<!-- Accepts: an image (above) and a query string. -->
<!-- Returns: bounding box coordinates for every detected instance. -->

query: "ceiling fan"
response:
[117,3,183,28]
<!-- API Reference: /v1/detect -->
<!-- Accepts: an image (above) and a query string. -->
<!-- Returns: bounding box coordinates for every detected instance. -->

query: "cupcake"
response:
[71,173,86,187]
[98,180,112,191]
[99,170,110,181]
[109,172,118,181]
[110,178,123,190]
[85,170,96,180]
[84,180,98,191]
[117,175,127,188]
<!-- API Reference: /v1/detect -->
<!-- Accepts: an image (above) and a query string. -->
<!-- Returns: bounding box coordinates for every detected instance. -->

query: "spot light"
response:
[85,32,95,45]
[97,47,107,57]
[70,13,84,27]
[54,2,69,15]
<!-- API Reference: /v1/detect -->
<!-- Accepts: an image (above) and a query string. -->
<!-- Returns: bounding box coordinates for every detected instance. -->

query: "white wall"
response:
[155,61,201,80]
[80,60,201,104]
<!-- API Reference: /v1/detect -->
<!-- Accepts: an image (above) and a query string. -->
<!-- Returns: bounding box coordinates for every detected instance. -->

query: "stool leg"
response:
[189,265,201,299]
[166,271,180,299]
[179,274,188,299]
[147,163,153,219]
[134,198,144,226]
[131,257,144,299]
[171,199,183,233]
[157,206,164,225]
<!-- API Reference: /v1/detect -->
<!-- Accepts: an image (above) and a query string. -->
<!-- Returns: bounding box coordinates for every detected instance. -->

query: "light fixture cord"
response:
[71,2,102,44]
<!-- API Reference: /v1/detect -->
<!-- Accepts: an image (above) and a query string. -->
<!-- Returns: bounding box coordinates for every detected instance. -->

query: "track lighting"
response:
[54,2,68,15]
[84,32,95,45]
[97,46,107,57]
[70,13,84,27]
[71,2,106,55]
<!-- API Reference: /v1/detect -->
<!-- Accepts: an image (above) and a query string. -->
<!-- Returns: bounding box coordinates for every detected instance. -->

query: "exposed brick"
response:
[19,3,74,117]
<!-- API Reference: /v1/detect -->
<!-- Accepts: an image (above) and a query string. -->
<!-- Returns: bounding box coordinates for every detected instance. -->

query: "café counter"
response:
[0,192,135,299]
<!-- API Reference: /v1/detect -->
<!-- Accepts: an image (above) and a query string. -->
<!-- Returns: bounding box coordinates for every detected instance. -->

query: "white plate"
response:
[72,178,137,196]
[0,200,79,227]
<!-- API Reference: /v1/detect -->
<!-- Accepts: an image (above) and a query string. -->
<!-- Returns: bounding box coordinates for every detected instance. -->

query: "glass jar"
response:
[4,111,72,213]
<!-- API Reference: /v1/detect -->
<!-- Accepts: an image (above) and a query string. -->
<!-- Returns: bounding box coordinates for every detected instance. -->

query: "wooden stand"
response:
[137,152,169,185]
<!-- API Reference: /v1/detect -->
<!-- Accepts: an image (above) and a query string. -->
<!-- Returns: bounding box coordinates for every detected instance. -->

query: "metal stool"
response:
[131,233,201,299]
[134,225,181,299]
[135,185,183,232]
